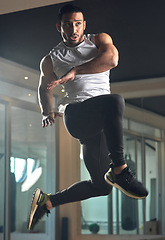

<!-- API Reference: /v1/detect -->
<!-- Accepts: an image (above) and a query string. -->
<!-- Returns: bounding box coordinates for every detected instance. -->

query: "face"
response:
[56,12,86,47]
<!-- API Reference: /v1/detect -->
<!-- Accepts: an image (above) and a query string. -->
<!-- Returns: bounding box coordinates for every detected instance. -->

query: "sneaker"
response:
[28,188,51,230]
[104,165,148,199]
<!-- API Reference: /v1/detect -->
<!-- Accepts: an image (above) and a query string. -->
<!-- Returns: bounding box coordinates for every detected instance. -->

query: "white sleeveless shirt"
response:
[49,34,111,113]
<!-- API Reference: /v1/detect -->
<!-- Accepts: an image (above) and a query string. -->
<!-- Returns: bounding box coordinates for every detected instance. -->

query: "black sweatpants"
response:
[49,94,125,207]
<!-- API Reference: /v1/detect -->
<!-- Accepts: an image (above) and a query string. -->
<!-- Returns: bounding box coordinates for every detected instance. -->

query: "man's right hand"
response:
[42,112,62,128]
[47,68,76,90]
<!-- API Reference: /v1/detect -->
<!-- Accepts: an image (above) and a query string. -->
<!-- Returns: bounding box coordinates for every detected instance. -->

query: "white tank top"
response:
[49,34,111,112]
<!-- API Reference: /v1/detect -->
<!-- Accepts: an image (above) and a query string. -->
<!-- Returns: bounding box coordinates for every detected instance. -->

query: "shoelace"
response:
[37,191,50,216]
[120,167,135,183]
[36,205,50,221]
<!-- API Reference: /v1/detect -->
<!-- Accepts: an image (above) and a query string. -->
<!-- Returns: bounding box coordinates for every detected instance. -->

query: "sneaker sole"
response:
[104,174,147,199]
[28,188,41,230]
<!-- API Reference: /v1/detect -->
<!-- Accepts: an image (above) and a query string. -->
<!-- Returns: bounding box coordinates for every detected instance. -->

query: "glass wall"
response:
[81,121,161,235]
[0,102,5,240]
[0,84,56,240]
[145,139,159,234]
[10,106,56,235]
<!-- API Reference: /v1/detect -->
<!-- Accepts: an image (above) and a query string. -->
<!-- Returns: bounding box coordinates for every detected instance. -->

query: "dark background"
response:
[0,0,165,115]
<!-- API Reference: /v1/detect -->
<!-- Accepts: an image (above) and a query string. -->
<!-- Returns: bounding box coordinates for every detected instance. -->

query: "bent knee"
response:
[113,94,125,107]
[110,94,125,115]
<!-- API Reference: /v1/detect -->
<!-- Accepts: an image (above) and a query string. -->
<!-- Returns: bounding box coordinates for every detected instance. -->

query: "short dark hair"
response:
[57,3,84,23]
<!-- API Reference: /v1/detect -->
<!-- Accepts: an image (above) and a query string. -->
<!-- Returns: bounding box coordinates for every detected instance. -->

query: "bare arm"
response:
[38,55,62,127]
[47,33,119,88]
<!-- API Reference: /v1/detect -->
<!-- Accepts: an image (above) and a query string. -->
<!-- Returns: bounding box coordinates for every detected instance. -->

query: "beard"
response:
[63,32,84,47]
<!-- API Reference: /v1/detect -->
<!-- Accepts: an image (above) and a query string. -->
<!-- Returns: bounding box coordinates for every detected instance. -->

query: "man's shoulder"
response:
[50,41,64,54]
[85,33,110,45]
[85,33,95,42]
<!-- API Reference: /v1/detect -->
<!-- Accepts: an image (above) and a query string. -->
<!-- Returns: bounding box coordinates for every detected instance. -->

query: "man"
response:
[28,4,148,231]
